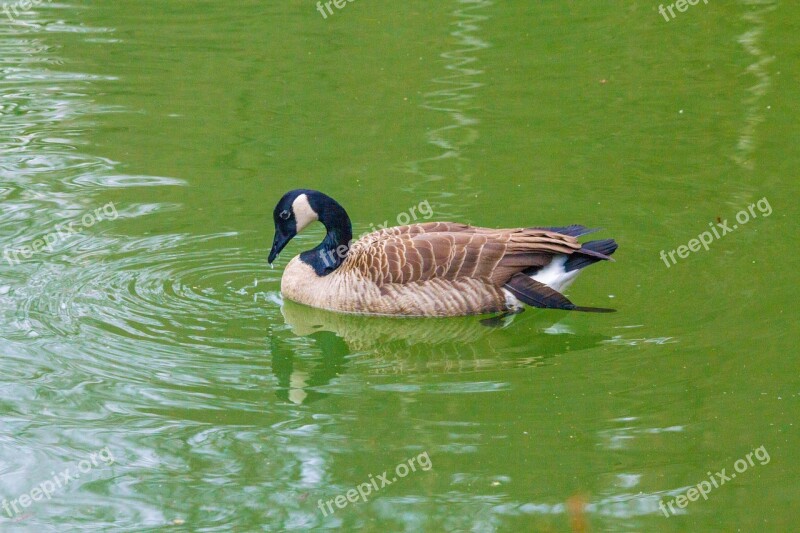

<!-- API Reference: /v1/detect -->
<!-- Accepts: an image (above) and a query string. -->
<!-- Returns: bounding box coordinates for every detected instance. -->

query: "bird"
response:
[268,189,618,318]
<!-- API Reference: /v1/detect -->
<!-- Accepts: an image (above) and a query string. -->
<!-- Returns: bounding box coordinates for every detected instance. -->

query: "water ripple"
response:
[7,234,275,352]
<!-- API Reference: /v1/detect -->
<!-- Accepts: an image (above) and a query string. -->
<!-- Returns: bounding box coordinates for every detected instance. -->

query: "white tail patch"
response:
[530,256,580,293]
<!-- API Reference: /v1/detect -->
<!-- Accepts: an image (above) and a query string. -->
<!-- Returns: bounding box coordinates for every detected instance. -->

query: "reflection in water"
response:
[274,300,611,403]
[405,0,492,203]
[732,0,777,170]
[269,329,350,405]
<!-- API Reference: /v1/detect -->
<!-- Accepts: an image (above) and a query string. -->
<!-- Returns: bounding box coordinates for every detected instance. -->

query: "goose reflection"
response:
[270,300,611,404]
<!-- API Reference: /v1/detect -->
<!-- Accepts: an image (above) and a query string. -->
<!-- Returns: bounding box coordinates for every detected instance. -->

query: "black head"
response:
[268,189,319,264]
[268,189,352,266]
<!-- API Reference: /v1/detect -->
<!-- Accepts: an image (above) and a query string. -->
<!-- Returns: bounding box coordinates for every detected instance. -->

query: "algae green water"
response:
[1,1,797,531]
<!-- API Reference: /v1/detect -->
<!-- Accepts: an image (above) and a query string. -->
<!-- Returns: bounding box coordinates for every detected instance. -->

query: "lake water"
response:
[1,1,796,531]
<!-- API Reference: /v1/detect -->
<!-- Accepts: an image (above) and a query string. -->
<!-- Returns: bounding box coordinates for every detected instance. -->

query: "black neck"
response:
[299,198,352,276]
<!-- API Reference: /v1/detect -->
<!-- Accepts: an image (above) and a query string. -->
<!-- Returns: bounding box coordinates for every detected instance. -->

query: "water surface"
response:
[1,1,797,531]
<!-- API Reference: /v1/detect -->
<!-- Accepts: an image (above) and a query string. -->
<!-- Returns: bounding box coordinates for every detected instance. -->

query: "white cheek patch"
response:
[292,193,319,233]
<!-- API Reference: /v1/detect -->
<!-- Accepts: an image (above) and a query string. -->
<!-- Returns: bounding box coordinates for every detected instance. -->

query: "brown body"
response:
[281,222,582,317]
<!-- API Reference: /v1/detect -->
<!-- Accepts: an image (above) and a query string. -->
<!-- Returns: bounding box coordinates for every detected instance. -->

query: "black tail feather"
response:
[564,238,618,272]
[532,225,600,237]
[504,273,616,313]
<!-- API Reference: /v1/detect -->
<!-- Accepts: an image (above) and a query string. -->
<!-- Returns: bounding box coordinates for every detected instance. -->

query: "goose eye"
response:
[279,210,291,220]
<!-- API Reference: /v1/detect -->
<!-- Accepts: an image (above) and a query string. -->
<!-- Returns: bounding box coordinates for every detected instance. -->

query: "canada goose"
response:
[268,189,618,317]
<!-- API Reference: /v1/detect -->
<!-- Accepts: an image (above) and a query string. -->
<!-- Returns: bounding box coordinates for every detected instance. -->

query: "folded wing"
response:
[344,223,582,286]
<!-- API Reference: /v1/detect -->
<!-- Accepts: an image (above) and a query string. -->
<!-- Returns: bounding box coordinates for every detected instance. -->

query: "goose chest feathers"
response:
[268,189,618,317]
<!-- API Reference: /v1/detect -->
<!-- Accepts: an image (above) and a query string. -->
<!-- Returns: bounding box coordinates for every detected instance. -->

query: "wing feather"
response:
[344,223,584,286]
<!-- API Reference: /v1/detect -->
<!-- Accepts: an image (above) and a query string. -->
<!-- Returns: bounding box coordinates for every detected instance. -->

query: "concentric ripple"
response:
[7,233,281,377]
[17,231,282,342]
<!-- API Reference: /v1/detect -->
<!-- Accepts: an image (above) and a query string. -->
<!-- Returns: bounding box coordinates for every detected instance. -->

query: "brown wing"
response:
[343,223,581,286]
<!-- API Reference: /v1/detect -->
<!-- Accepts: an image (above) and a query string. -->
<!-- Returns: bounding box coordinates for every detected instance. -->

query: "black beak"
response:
[269,229,293,264]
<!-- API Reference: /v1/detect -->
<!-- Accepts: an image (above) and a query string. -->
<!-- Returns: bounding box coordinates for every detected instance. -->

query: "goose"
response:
[268,189,618,317]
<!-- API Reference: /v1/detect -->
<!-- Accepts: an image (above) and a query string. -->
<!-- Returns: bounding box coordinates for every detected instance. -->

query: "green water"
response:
[1,1,797,531]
